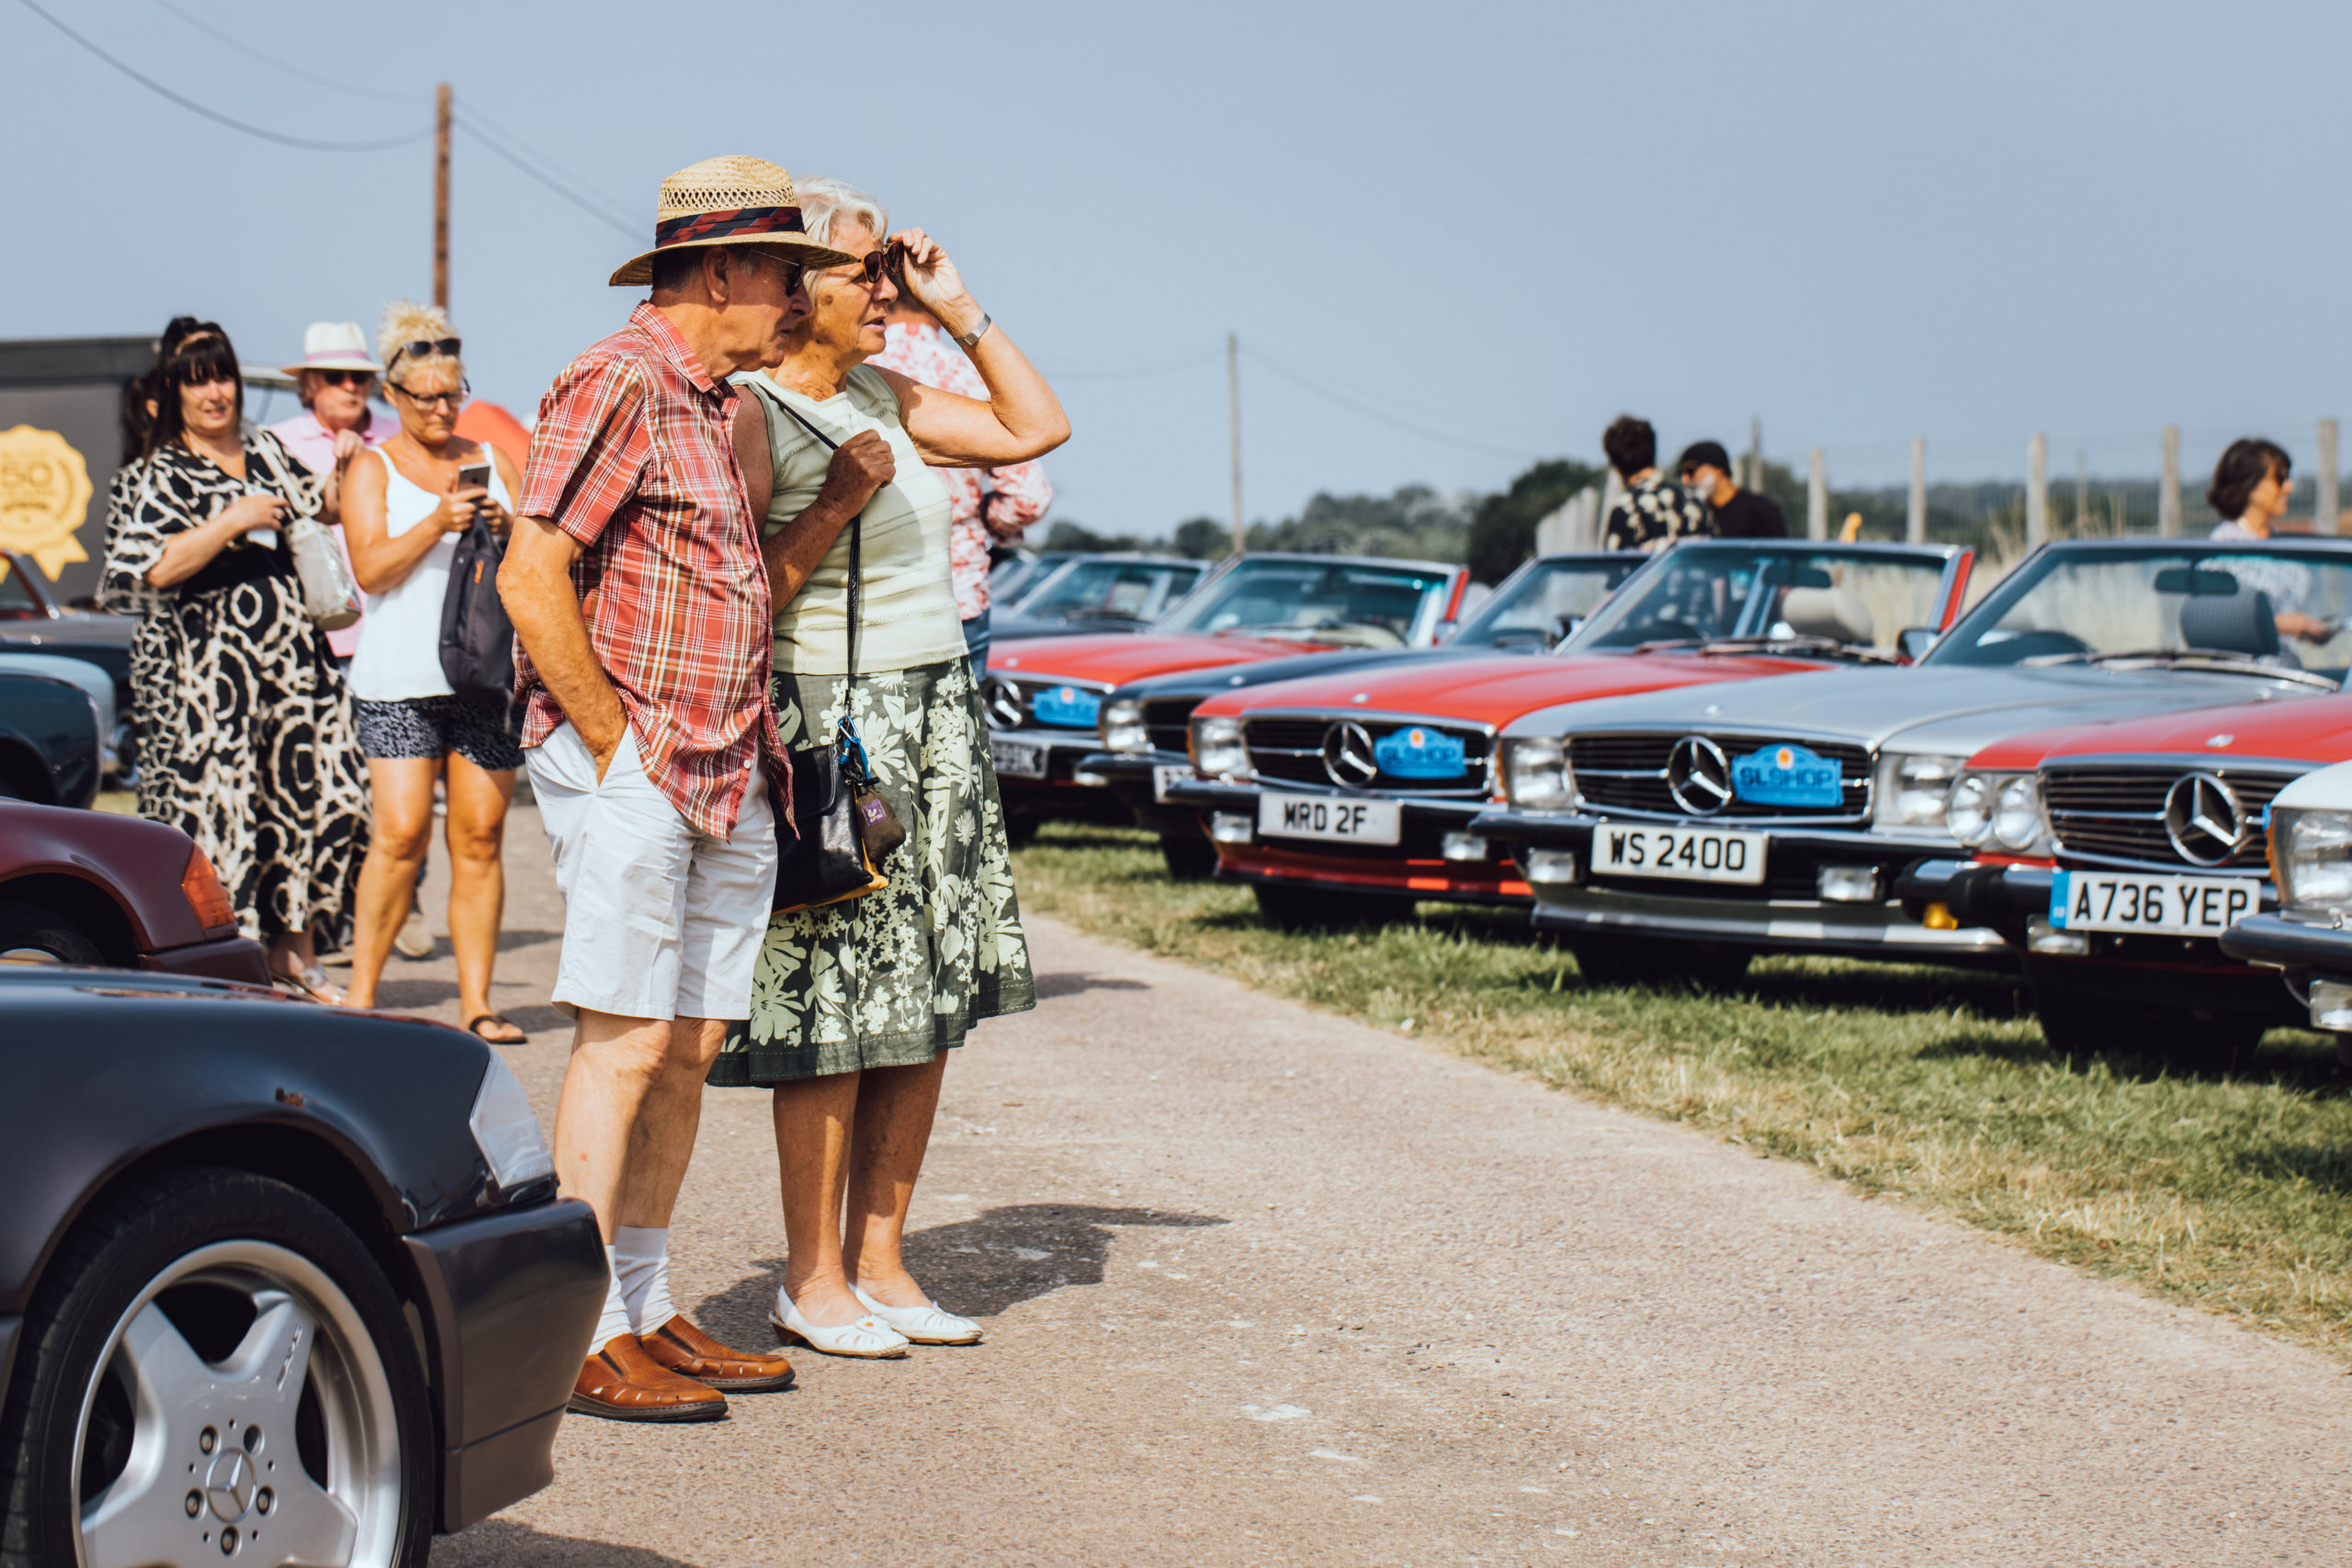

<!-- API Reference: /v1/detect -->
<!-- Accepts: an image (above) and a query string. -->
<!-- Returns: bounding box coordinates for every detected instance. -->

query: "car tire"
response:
[1251,882,1409,931]
[1159,834,1218,881]
[1570,933,1752,992]
[0,1166,434,1568]
[0,898,107,966]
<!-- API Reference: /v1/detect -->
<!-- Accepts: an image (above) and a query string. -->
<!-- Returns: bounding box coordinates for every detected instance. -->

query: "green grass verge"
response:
[1012,824,2352,1360]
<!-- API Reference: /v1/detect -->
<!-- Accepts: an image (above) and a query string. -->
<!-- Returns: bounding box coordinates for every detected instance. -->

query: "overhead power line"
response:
[141,0,411,102]
[455,116,639,239]
[17,0,429,151]
[1238,344,1539,463]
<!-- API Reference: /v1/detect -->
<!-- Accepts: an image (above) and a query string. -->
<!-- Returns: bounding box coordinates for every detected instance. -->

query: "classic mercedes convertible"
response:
[1472,537,2352,985]
[1159,540,1973,924]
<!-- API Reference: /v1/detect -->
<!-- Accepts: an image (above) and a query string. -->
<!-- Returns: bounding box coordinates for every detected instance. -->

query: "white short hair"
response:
[795,177,888,252]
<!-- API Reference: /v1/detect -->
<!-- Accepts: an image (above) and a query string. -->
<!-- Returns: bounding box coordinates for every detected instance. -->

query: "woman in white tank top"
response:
[334,301,530,1044]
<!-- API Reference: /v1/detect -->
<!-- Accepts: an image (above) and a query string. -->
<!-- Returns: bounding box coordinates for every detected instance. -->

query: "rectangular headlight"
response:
[1875,751,1968,830]
[2274,807,2352,917]
[469,1052,554,1191]
[1501,737,1572,810]
[1191,715,1249,778]
[1101,698,1151,753]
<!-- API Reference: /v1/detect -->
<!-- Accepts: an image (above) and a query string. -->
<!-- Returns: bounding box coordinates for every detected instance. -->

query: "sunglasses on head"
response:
[392,338,461,367]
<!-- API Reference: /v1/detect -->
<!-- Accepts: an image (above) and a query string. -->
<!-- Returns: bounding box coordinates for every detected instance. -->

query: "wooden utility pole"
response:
[2319,419,2340,535]
[2159,425,2182,536]
[1906,437,1927,543]
[2025,434,2049,547]
[1226,332,1243,556]
[433,83,451,310]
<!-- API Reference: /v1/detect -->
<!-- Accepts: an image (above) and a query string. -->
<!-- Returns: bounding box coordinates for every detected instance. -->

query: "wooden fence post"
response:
[2319,419,2340,535]
[1806,448,1827,540]
[1906,437,1927,543]
[2159,426,2182,536]
[2026,434,2049,547]
[1747,417,1763,491]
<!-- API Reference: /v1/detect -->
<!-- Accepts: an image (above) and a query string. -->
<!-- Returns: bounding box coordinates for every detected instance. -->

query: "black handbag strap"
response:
[768,393,865,687]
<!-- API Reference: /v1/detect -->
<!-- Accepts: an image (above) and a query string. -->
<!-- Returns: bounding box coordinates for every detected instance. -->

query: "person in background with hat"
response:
[498,155,855,1422]
[1676,440,1787,539]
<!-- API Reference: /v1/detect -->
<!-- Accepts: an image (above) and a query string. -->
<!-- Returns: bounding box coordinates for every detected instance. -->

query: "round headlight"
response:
[1991,776,2043,851]
[1947,774,1992,844]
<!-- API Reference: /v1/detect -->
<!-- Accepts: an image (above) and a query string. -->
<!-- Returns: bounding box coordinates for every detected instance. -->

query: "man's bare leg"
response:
[552,1008,677,1240]
[616,1017,728,1227]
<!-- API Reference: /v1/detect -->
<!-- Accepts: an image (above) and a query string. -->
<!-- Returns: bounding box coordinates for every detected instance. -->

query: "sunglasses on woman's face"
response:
[393,338,461,367]
[844,240,908,288]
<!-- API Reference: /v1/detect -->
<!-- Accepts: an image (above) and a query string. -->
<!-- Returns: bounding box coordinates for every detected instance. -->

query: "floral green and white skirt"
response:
[707,656,1035,1087]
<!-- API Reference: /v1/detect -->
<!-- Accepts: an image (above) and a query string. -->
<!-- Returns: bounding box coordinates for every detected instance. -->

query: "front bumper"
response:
[402,1196,606,1533]
[1163,776,1526,905]
[2222,911,2352,974]
[1471,808,2008,962]
[1078,748,1201,837]
[141,931,272,986]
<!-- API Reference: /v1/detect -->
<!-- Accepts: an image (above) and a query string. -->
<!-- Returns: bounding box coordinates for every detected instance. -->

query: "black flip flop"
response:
[465,1013,527,1045]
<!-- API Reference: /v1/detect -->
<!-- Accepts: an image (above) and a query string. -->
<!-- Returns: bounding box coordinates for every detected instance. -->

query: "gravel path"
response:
[405,807,2352,1565]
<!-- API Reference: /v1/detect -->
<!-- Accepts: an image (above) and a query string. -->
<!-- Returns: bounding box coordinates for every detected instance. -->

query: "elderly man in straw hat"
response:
[501,155,856,1422]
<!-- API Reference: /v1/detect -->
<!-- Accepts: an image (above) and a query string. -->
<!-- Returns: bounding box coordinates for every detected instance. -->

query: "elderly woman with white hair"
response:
[336,302,529,1042]
[709,176,1069,1357]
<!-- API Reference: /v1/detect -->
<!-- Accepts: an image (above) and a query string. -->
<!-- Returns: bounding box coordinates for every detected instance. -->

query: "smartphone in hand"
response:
[456,461,492,492]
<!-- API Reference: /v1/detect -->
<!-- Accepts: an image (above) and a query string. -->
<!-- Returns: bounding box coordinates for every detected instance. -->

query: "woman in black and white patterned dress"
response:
[99,319,368,998]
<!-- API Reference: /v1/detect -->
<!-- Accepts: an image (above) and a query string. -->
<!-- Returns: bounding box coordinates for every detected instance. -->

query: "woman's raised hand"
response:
[888,228,978,329]
[818,430,898,517]
[219,492,285,536]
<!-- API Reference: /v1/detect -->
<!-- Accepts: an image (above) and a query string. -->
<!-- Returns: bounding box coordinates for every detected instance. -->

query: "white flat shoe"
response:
[851,1283,982,1346]
[769,1292,909,1359]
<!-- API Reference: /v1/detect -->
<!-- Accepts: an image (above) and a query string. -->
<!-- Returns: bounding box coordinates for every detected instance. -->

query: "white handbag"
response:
[253,436,363,631]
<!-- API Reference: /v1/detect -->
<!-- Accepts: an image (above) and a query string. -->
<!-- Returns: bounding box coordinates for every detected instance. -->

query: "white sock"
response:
[593,1247,633,1352]
[614,1225,675,1336]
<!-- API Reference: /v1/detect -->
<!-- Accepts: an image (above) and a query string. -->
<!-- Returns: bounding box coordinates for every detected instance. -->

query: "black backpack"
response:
[438,513,515,705]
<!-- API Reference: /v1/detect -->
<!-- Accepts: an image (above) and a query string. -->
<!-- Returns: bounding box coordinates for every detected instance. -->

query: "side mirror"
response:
[1896,626,1940,664]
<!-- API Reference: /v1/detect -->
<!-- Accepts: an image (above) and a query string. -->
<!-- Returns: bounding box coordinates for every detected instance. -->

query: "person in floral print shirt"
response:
[1600,413,1713,553]
[871,293,1052,675]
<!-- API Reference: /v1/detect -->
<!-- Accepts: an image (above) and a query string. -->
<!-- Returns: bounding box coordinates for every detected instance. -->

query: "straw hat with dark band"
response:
[609,155,859,287]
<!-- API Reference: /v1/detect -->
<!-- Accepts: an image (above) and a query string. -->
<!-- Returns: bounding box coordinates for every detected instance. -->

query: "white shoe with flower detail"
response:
[851,1283,982,1345]
[770,1292,909,1359]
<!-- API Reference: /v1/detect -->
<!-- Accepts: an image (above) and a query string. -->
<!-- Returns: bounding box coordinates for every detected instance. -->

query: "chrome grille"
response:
[1568,733,1871,819]
[2044,764,2292,871]
[1140,696,1201,753]
[1242,714,1491,795]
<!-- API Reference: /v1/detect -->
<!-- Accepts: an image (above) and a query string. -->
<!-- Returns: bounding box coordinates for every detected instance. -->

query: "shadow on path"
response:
[1034,970,1152,1000]
[692,1203,1227,1337]
[433,1517,705,1566]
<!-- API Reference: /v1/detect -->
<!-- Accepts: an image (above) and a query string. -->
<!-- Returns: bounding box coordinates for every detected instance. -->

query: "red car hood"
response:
[1192,649,1826,728]
[1969,690,2352,770]
[989,632,1336,685]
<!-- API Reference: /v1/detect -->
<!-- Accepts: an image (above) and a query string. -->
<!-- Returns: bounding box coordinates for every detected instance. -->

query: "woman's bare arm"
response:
[763,433,896,605]
[343,448,477,594]
[881,228,1070,468]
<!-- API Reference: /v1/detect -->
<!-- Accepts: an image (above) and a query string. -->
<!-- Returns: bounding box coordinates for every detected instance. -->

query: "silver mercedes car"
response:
[1471,537,2352,984]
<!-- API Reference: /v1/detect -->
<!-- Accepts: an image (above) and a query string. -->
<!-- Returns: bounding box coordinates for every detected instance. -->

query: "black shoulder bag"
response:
[763,390,909,913]
[440,508,515,705]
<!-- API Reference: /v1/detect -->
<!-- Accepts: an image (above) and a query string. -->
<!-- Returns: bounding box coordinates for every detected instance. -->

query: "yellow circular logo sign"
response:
[0,424,94,581]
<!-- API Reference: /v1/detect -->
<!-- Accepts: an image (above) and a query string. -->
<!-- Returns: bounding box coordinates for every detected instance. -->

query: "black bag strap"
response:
[768,395,865,687]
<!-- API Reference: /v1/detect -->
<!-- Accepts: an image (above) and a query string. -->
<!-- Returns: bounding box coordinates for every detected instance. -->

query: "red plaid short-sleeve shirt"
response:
[515,301,783,839]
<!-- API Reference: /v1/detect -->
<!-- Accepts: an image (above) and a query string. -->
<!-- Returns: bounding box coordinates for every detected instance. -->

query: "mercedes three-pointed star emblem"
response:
[1667,736,1734,816]
[1321,721,1379,787]
[2164,771,2245,866]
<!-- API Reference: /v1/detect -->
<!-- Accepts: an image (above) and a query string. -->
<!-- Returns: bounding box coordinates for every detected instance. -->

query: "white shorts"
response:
[527,722,777,1022]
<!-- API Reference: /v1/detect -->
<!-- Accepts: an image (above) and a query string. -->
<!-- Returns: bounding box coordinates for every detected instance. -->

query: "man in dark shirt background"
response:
[1677,440,1789,538]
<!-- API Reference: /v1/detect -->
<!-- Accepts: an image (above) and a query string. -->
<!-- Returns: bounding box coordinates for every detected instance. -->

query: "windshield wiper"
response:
[2055,648,2340,689]
[1696,635,1894,663]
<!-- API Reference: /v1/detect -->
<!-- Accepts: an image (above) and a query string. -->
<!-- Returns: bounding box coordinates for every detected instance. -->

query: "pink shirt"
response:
[868,320,1052,620]
[268,407,400,657]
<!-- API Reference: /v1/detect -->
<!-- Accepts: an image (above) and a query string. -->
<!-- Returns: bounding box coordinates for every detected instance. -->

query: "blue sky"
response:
[6,0,2346,534]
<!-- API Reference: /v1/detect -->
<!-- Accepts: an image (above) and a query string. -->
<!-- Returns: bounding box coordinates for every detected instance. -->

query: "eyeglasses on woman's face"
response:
[388,379,467,411]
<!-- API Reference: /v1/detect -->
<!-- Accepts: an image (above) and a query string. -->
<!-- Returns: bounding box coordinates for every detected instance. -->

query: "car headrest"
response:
[1778,586,1874,644]
[2177,586,2280,659]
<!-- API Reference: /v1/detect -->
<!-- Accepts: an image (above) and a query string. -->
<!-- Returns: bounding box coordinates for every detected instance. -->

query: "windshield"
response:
[1016,558,1205,624]
[1567,544,1950,658]
[1153,558,1454,648]
[0,563,40,618]
[1451,557,1641,649]
[1926,544,2352,682]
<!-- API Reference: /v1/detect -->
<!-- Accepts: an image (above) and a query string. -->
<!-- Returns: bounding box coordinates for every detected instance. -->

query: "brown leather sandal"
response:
[639,1315,796,1392]
[567,1335,728,1422]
